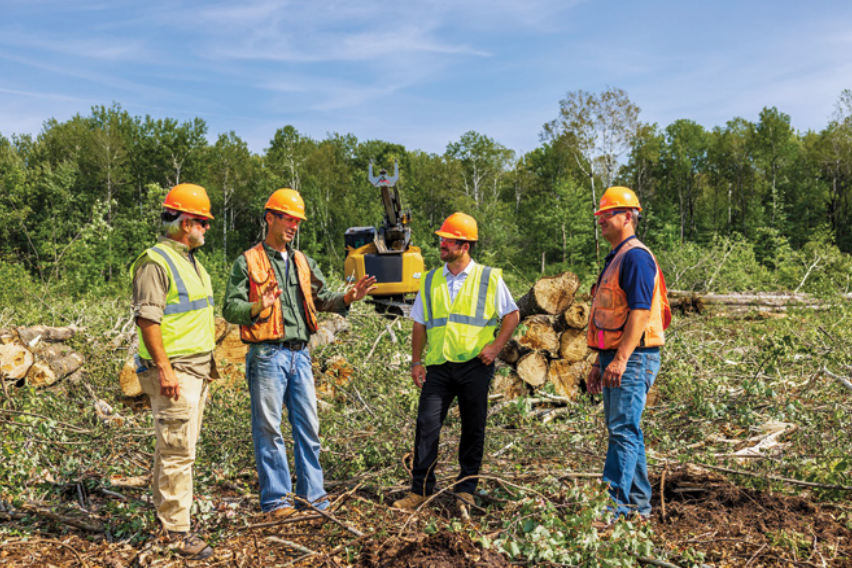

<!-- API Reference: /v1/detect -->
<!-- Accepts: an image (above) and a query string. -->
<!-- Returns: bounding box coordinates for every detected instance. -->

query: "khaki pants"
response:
[139,367,209,532]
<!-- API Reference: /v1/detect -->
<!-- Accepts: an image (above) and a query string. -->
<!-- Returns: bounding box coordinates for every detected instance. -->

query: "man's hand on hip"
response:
[477,342,500,366]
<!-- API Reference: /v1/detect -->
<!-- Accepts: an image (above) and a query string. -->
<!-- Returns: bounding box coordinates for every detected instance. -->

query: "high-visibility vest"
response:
[240,243,318,343]
[421,263,501,366]
[587,238,671,351]
[132,242,216,359]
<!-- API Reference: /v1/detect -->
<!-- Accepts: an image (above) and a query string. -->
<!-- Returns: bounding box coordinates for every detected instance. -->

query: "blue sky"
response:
[1,0,851,156]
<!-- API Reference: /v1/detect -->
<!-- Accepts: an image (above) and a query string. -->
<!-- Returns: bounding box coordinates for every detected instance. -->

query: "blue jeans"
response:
[600,348,660,518]
[246,343,328,512]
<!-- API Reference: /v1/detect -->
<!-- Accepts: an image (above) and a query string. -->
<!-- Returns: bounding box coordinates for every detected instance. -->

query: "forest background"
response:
[2,86,852,310]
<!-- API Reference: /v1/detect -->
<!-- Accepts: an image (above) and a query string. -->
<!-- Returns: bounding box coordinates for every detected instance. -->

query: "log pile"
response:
[0,326,84,388]
[496,272,595,401]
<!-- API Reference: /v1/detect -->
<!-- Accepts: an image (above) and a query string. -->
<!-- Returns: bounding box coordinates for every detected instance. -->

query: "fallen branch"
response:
[293,496,364,538]
[635,554,683,568]
[690,462,852,491]
[242,513,325,530]
[821,366,852,393]
[266,536,318,556]
[19,502,104,533]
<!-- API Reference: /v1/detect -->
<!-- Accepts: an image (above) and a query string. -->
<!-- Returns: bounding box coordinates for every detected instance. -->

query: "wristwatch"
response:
[410,361,423,369]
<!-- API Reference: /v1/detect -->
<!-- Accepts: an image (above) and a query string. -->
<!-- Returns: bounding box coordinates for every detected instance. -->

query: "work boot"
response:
[456,492,475,519]
[268,506,298,520]
[392,492,427,510]
[168,532,213,560]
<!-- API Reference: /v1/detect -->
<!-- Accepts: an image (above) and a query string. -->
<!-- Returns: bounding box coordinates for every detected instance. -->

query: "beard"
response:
[440,248,464,263]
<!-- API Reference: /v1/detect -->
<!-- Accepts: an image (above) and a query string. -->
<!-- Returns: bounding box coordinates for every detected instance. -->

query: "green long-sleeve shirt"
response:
[222,242,348,343]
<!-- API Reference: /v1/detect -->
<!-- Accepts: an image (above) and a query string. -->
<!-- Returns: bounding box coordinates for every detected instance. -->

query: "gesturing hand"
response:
[345,275,378,304]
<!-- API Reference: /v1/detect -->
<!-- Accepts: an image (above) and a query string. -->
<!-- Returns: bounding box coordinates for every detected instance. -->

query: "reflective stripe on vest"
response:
[421,263,500,366]
[132,242,216,359]
[149,247,215,315]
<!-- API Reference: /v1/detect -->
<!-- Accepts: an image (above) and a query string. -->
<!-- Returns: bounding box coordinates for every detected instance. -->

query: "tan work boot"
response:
[168,532,213,560]
[392,492,427,510]
[456,492,475,519]
[269,506,298,520]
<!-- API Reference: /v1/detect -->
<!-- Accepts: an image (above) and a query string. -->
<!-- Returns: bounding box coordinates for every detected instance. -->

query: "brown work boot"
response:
[168,532,213,560]
[269,506,298,520]
[456,492,475,519]
[392,492,427,510]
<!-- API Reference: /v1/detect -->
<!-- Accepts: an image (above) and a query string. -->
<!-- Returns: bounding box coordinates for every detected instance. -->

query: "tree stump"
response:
[515,351,549,388]
[516,272,580,318]
[0,344,34,380]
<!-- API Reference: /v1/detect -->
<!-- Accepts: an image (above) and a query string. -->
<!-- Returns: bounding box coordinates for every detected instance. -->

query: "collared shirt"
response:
[410,259,519,325]
[222,241,348,343]
[597,235,657,310]
[132,236,216,378]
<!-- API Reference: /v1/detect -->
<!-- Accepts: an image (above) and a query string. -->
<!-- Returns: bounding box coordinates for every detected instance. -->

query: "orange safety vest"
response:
[240,243,318,343]
[587,238,671,351]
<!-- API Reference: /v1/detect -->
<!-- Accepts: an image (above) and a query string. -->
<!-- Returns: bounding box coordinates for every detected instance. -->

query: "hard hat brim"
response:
[435,230,477,241]
[595,205,643,216]
[266,206,307,221]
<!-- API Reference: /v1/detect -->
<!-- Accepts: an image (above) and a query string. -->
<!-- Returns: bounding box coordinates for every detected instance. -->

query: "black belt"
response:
[280,340,307,351]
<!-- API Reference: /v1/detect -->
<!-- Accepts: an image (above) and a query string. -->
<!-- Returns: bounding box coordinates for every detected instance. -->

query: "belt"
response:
[280,340,307,351]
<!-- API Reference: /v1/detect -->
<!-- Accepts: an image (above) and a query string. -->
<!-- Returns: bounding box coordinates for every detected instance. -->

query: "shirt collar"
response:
[443,259,476,278]
[158,235,191,257]
[606,235,636,261]
[262,241,292,259]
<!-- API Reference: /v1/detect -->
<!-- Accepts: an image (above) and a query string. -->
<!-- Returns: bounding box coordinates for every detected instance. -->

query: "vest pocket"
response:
[155,407,192,452]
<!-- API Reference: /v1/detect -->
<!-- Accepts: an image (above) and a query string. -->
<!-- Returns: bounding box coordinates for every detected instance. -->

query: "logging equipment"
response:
[595,186,642,216]
[163,183,215,219]
[265,188,307,221]
[344,161,425,316]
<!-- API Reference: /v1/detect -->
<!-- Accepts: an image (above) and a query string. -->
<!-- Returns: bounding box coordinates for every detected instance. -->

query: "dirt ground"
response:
[1,466,850,567]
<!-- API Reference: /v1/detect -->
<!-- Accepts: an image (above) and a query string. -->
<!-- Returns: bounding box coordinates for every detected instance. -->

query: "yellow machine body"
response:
[344,243,424,296]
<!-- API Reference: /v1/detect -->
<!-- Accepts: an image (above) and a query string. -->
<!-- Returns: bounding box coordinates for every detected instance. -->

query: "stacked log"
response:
[0,326,84,388]
[496,272,594,401]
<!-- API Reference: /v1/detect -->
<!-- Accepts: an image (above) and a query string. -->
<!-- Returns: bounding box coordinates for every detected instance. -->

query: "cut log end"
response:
[517,271,581,318]
[516,351,549,388]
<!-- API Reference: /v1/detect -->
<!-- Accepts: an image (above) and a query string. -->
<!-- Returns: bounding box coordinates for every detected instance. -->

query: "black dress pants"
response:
[410,357,494,495]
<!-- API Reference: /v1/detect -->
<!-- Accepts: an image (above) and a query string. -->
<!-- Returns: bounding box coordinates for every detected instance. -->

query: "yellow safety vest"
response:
[421,263,501,366]
[131,242,216,359]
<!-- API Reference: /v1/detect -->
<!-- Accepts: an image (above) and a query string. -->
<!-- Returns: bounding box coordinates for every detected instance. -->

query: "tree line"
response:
[1,87,852,300]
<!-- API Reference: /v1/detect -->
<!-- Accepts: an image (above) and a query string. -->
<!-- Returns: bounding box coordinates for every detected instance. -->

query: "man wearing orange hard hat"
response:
[131,183,217,559]
[392,212,519,517]
[586,187,671,524]
[223,188,376,518]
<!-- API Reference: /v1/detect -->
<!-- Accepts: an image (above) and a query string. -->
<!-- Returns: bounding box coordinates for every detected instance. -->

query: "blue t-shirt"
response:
[597,236,657,310]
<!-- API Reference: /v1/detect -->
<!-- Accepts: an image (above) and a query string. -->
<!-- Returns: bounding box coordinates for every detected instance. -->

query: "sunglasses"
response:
[439,237,459,245]
[190,218,210,228]
[598,210,627,220]
[269,210,300,223]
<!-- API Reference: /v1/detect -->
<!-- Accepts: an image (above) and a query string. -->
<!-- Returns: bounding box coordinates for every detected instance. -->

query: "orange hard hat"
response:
[595,186,642,215]
[163,183,214,219]
[435,212,478,241]
[265,188,307,221]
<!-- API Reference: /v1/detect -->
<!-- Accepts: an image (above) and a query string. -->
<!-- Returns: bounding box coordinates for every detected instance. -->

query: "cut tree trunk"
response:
[492,370,527,400]
[308,315,351,350]
[666,290,842,314]
[517,272,580,318]
[0,344,34,380]
[559,328,591,363]
[560,301,590,329]
[498,339,528,366]
[517,315,560,357]
[548,360,590,400]
[515,351,549,388]
[16,326,79,345]
[25,350,84,387]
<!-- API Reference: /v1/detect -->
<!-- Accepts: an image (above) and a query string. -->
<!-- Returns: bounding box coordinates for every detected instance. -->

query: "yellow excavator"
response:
[344,161,424,316]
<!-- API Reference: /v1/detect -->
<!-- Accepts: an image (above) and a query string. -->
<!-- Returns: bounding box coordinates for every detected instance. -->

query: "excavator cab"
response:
[344,161,425,316]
